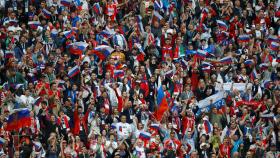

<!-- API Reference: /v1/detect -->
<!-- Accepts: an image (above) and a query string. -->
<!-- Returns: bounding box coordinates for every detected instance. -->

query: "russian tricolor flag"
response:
[270,42,279,51]
[250,68,258,80]
[259,63,268,71]
[114,70,125,78]
[136,15,144,33]
[244,59,254,66]
[61,0,72,6]
[267,35,279,43]
[5,51,14,59]
[154,79,169,121]
[203,120,213,134]
[238,34,250,43]
[216,20,228,31]
[6,108,31,131]
[68,65,80,78]
[42,9,52,19]
[139,131,151,141]
[201,62,213,68]
[4,20,18,26]
[196,49,213,59]
[150,124,160,131]
[219,56,233,64]
[67,42,88,56]
[63,30,75,39]
[202,66,211,73]
[91,45,114,60]
[51,29,58,38]
[99,27,115,39]
[93,3,101,15]
[28,21,41,29]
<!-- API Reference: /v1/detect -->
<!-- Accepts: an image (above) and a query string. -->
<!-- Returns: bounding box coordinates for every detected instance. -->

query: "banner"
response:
[235,100,262,109]
[215,83,252,92]
[196,99,225,116]
[197,92,225,109]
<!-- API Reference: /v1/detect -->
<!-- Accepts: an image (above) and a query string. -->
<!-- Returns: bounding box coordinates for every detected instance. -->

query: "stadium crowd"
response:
[0,0,280,157]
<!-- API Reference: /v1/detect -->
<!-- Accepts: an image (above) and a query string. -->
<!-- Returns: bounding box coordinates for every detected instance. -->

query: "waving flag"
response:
[28,21,41,29]
[219,56,233,64]
[7,108,31,131]
[68,65,80,78]
[259,63,268,71]
[244,59,254,66]
[61,0,72,6]
[216,20,228,31]
[203,120,213,134]
[114,70,125,78]
[5,51,14,59]
[3,19,18,26]
[91,45,114,60]
[135,15,144,33]
[63,30,75,39]
[93,3,101,15]
[238,34,250,43]
[51,29,58,38]
[67,42,88,55]
[270,42,279,51]
[196,49,208,58]
[99,27,115,39]
[154,78,169,121]
[139,131,151,141]
[42,8,51,19]
[196,49,213,59]
[150,124,160,131]
[200,8,209,24]
[201,62,213,68]
[202,66,211,73]
[250,68,258,80]
[267,35,279,43]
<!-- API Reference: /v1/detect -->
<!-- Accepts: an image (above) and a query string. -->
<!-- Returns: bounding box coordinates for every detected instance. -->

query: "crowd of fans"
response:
[0,0,280,157]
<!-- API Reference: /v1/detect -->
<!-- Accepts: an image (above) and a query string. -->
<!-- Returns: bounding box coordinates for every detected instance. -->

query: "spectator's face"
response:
[190,151,198,158]
[51,116,56,122]
[235,0,240,7]
[121,116,126,123]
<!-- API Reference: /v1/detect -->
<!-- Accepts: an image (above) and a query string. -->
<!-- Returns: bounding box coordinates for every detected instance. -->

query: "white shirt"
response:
[105,140,118,154]
[116,122,132,140]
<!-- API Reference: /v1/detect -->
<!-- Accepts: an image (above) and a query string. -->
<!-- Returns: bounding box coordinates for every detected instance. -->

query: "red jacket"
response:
[162,45,173,61]
[73,109,89,135]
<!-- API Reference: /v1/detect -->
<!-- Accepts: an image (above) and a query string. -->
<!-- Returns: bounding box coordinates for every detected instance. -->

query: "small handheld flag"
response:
[68,65,80,78]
